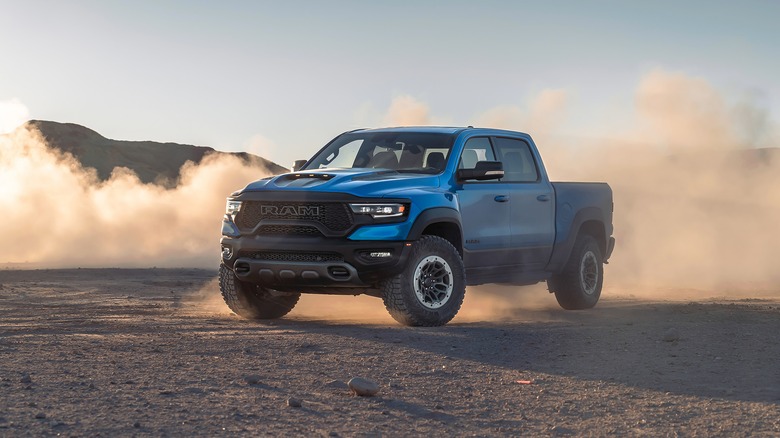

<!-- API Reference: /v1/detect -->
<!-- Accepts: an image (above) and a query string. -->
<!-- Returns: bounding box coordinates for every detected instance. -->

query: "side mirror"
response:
[456,161,504,182]
[292,159,308,172]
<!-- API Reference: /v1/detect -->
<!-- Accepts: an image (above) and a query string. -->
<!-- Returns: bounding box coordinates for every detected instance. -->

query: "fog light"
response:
[221,216,240,237]
[222,246,233,259]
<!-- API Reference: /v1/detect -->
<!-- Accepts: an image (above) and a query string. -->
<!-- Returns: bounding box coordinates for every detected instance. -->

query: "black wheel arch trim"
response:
[407,207,463,250]
[546,207,610,273]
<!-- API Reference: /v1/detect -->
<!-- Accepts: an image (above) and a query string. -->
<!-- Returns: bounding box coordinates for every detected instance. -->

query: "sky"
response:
[1,0,779,167]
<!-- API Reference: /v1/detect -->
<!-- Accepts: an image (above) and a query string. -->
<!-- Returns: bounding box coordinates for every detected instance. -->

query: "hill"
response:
[18,120,288,187]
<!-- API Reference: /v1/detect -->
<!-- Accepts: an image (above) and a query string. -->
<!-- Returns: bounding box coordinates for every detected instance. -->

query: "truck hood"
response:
[239,168,441,198]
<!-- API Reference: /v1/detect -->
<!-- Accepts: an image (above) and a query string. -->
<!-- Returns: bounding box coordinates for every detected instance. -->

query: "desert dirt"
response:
[0,268,778,436]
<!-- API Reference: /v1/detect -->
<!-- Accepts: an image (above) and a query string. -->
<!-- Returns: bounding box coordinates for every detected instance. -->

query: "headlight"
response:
[349,203,407,218]
[226,200,242,216]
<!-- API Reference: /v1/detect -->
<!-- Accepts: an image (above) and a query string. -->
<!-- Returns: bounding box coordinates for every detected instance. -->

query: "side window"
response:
[458,137,495,169]
[493,137,539,182]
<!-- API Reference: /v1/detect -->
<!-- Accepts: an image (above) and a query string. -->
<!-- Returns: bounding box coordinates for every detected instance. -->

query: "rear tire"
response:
[219,264,300,319]
[550,234,603,310]
[381,236,466,326]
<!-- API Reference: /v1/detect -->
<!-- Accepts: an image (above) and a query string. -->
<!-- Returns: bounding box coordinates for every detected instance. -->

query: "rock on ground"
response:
[348,377,380,397]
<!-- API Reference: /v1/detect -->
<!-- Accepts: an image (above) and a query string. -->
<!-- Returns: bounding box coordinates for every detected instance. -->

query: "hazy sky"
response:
[1,0,778,167]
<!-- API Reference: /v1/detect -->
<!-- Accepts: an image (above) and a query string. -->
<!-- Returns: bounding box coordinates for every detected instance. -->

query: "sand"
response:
[0,268,778,436]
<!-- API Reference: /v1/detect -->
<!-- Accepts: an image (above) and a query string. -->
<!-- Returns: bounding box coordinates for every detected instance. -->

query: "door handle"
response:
[494,195,509,203]
[537,195,550,202]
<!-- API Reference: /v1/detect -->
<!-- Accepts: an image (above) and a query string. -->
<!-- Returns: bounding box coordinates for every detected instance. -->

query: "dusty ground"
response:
[0,268,778,437]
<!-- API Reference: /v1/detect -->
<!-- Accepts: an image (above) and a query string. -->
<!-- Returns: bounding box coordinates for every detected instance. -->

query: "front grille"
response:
[257,225,322,236]
[235,201,353,232]
[241,251,344,263]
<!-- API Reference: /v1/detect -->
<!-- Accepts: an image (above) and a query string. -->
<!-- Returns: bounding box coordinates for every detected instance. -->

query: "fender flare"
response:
[407,207,463,247]
[547,207,607,273]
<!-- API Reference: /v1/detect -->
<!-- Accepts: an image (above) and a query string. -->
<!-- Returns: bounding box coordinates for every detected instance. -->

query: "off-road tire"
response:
[550,234,603,310]
[219,264,300,319]
[380,235,466,327]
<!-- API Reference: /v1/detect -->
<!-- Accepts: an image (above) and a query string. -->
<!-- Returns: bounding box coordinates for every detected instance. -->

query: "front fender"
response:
[406,207,463,254]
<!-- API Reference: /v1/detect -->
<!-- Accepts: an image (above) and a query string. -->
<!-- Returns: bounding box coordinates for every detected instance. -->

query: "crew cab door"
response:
[454,137,511,269]
[492,137,555,270]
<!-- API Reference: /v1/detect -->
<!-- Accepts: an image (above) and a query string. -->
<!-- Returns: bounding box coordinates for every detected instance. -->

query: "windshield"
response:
[304,131,455,173]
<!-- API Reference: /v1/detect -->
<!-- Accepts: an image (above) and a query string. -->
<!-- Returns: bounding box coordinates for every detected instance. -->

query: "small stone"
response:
[662,328,680,342]
[286,398,302,408]
[348,377,380,397]
[133,421,141,428]
[244,375,262,385]
[34,412,46,419]
[20,373,32,384]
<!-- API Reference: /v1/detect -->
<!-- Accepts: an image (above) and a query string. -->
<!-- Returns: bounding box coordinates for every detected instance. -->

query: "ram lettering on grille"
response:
[260,205,321,216]
[235,201,353,233]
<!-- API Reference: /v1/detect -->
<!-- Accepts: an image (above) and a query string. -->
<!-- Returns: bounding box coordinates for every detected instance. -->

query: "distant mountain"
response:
[17,120,288,187]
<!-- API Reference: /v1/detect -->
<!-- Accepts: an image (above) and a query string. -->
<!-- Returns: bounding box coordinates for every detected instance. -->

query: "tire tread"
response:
[551,234,602,310]
[219,264,300,319]
[381,235,465,326]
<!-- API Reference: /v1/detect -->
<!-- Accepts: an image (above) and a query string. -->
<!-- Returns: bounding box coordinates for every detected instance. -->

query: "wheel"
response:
[381,235,466,326]
[549,234,603,310]
[219,264,300,319]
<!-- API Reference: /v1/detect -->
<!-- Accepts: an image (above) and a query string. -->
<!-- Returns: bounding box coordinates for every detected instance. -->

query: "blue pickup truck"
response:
[219,127,615,326]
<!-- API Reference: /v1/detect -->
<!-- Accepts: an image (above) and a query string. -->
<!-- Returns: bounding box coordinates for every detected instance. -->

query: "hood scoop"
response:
[274,172,336,188]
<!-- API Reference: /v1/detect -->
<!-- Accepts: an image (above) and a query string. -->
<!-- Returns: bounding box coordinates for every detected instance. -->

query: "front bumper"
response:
[220,235,412,289]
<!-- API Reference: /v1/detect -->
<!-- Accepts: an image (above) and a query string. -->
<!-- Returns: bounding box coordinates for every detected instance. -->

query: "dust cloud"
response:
[383,95,432,126]
[289,283,559,324]
[0,98,30,133]
[0,126,274,268]
[481,69,780,298]
[185,278,234,316]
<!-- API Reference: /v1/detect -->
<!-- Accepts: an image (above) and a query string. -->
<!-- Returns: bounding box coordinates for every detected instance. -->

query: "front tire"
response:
[219,264,300,319]
[381,236,466,326]
[549,234,603,310]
